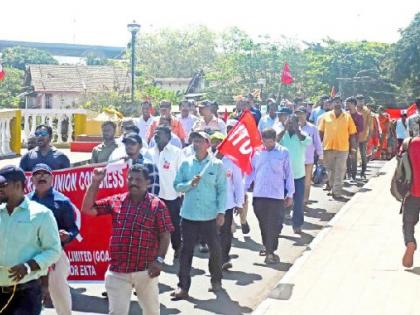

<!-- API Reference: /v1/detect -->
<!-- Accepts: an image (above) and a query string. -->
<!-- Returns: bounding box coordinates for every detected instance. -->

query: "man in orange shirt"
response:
[146,100,186,145]
[319,96,357,199]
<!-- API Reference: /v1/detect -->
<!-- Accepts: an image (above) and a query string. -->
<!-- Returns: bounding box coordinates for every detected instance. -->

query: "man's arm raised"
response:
[81,167,106,216]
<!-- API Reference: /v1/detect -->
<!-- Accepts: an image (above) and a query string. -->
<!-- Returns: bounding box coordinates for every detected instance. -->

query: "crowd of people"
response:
[1,94,419,315]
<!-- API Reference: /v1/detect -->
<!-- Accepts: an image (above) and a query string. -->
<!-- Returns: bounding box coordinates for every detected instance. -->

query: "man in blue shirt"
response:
[246,128,294,264]
[172,131,227,300]
[20,125,70,171]
[0,165,61,315]
[28,163,79,315]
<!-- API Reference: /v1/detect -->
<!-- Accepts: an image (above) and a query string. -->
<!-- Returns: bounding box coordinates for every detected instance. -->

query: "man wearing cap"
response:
[356,95,372,178]
[192,100,227,135]
[123,132,160,196]
[258,101,278,133]
[146,100,186,144]
[0,166,61,315]
[319,96,357,199]
[278,115,312,234]
[27,164,79,315]
[246,128,294,264]
[144,126,183,259]
[81,164,173,315]
[273,107,291,134]
[172,131,227,299]
[20,125,70,172]
[296,106,324,204]
[210,132,244,270]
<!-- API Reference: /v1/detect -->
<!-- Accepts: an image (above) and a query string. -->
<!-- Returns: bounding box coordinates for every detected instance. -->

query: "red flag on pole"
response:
[218,110,262,174]
[281,63,293,85]
[330,86,337,97]
[223,107,228,122]
[0,65,5,81]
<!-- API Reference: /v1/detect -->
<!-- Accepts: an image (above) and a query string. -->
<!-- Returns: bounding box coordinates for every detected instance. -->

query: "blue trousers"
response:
[292,177,305,229]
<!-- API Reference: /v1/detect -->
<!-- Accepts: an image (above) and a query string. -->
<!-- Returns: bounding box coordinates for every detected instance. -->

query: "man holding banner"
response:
[81,164,173,315]
[28,163,79,315]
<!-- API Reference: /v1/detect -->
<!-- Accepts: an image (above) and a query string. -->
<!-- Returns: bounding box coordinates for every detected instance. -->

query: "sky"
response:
[1,0,419,47]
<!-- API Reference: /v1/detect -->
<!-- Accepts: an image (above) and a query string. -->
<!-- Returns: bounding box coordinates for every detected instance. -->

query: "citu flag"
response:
[281,63,293,85]
[0,65,5,81]
[217,110,262,174]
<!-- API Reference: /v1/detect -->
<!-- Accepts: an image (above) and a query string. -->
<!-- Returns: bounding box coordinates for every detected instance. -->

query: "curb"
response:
[252,160,393,315]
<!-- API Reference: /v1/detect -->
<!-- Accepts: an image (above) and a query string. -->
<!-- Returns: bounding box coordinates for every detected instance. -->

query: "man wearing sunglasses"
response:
[20,125,70,172]
[27,163,79,315]
[0,165,61,315]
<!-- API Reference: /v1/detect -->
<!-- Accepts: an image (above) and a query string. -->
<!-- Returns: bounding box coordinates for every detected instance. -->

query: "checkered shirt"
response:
[94,192,174,273]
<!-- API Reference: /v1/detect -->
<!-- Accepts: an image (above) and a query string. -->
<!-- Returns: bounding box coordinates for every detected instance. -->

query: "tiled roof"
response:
[28,64,131,93]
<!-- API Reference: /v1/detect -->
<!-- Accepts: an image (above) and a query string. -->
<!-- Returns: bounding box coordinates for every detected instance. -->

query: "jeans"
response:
[346,145,358,178]
[178,218,222,292]
[162,198,182,251]
[253,198,284,255]
[219,208,234,264]
[402,196,420,245]
[359,141,368,174]
[292,177,305,229]
[0,280,42,315]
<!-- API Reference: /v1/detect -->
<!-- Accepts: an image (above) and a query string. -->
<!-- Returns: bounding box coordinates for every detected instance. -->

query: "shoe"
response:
[171,287,189,300]
[264,254,280,264]
[323,184,331,191]
[209,282,223,292]
[241,222,250,234]
[222,261,232,270]
[293,227,302,234]
[101,291,108,298]
[259,246,267,256]
[199,244,209,253]
[403,242,416,268]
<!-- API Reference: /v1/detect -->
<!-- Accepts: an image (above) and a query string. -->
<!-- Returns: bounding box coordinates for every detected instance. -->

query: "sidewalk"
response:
[254,159,420,315]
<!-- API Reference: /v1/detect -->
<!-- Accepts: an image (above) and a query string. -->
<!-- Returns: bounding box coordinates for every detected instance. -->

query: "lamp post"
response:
[127,21,141,105]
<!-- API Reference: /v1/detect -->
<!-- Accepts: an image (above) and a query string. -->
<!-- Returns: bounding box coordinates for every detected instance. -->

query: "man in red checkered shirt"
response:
[81,164,173,315]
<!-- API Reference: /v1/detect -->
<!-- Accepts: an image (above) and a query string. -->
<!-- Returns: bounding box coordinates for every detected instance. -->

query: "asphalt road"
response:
[42,160,386,315]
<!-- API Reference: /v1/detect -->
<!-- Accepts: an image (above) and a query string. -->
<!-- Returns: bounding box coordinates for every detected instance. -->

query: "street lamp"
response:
[127,20,141,105]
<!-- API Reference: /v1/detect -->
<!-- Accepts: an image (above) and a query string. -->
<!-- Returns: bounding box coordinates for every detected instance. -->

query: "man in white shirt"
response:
[258,100,278,133]
[396,110,410,148]
[192,100,227,135]
[144,125,183,258]
[135,101,155,140]
[177,100,198,139]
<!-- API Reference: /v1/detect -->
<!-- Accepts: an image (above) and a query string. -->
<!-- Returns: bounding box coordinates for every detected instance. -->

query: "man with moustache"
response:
[82,164,173,315]
[0,165,61,315]
[20,125,70,171]
[27,163,79,315]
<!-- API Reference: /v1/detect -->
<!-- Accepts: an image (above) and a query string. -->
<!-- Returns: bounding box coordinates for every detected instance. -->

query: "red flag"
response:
[385,103,417,119]
[0,65,5,81]
[218,110,262,174]
[330,86,336,97]
[281,63,293,85]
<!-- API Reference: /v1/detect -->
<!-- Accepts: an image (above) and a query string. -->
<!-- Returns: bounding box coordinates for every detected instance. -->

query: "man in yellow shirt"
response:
[319,96,357,199]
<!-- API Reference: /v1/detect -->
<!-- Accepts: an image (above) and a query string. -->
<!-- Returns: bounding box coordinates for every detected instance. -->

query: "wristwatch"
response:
[156,256,165,264]
[23,263,31,275]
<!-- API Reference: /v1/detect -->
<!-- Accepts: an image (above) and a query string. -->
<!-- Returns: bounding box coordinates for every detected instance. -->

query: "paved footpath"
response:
[35,159,386,315]
[254,159,419,315]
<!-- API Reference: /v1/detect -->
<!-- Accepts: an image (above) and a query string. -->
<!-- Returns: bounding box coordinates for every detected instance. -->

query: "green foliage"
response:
[85,52,109,65]
[2,46,57,70]
[0,67,24,108]
[391,12,420,99]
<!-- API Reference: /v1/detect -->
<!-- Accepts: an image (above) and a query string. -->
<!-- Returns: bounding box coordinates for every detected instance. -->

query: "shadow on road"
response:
[222,269,263,286]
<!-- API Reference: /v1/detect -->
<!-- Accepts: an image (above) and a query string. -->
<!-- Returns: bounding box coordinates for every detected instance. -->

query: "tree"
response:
[0,67,24,108]
[85,52,109,65]
[1,46,58,70]
[391,12,420,99]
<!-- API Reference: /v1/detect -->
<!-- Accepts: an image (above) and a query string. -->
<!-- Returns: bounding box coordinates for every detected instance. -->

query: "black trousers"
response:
[219,208,234,264]
[253,198,284,255]
[178,218,222,292]
[0,280,42,315]
[162,197,182,251]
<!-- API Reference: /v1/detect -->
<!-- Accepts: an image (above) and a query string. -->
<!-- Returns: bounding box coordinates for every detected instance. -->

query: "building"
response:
[24,64,130,109]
